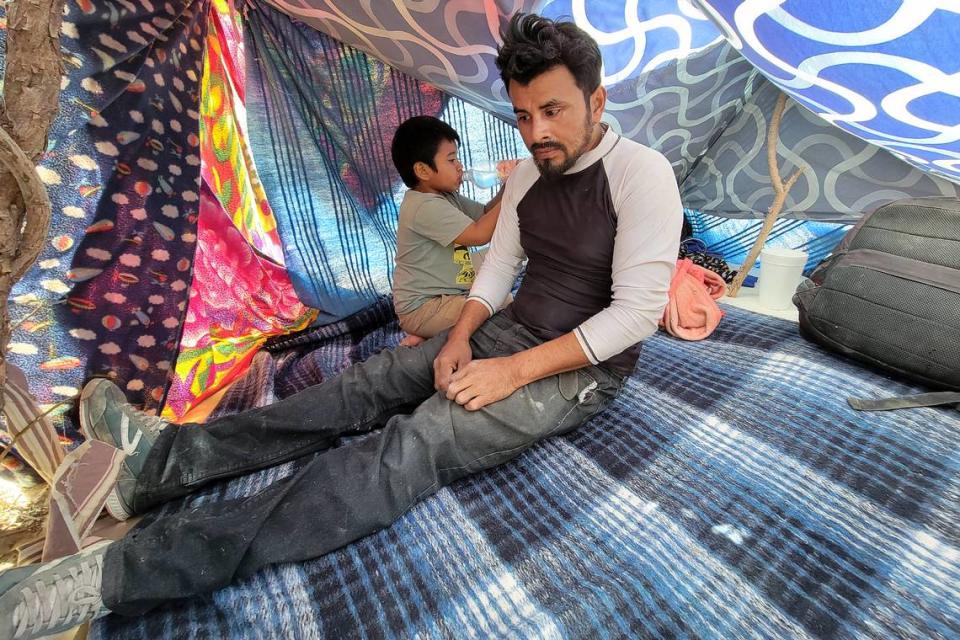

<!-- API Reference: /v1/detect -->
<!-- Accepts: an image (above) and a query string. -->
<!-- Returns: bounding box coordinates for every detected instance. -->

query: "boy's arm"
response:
[452,185,505,246]
[452,198,501,246]
[483,185,505,213]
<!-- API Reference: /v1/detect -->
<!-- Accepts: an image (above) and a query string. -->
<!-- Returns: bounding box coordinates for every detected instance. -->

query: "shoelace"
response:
[137,413,169,439]
[118,407,168,448]
[12,553,105,638]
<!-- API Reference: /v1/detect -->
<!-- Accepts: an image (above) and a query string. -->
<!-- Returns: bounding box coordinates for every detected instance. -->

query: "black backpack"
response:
[793,197,960,410]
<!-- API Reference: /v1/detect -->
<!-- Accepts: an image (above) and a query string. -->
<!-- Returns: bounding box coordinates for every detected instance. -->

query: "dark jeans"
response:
[102,313,623,615]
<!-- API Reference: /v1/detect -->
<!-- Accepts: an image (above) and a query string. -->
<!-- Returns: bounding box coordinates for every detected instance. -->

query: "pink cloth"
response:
[660,258,726,340]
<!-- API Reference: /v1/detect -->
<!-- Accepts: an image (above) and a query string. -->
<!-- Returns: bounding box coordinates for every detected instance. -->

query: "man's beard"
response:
[530,118,595,180]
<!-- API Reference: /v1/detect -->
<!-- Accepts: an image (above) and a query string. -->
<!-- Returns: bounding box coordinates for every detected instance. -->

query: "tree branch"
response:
[0,126,53,280]
[0,0,65,423]
[727,92,806,298]
[766,92,787,195]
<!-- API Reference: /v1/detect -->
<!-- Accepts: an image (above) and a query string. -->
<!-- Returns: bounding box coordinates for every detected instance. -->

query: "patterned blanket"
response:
[92,301,960,639]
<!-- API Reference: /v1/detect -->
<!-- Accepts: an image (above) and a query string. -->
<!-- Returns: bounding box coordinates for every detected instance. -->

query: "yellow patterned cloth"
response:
[163,0,315,422]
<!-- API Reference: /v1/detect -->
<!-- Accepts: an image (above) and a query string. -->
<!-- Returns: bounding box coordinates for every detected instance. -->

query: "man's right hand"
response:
[433,338,473,392]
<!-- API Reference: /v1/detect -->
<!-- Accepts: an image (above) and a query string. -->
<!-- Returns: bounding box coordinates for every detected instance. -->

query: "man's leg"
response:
[102,330,621,616]
[98,332,449,515]
[0,321,509,640]
[0,315,622,633]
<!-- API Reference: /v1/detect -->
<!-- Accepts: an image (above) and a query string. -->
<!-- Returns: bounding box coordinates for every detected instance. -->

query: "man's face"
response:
[509,65,605,179]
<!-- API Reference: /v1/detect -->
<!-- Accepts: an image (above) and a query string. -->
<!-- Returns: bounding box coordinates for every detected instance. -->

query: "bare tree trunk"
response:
[727,92,805,298]
[0,0,64,416]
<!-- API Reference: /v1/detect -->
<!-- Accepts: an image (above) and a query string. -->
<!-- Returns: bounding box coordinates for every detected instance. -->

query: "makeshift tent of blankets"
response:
[1,1,958,638]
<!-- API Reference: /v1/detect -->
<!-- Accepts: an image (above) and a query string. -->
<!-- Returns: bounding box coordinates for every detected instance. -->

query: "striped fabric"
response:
[92,302,960,639]
[244,0,524,323]
[42,440,122,562]
[1,366,65,484]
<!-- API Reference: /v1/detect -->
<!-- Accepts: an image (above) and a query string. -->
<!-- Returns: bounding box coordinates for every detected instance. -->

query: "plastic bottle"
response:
[462,159,520,189]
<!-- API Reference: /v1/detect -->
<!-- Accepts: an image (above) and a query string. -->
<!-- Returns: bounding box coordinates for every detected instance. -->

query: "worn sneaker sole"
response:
[103,485,133,521]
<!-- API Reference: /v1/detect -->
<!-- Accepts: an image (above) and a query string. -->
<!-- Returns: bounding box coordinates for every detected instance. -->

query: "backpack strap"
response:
[847,392,960,411]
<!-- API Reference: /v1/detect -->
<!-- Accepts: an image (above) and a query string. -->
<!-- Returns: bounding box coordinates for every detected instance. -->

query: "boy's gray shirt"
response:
[393,190,485,315]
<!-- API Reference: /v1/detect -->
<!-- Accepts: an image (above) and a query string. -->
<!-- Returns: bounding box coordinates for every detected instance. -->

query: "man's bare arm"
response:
[506,332,589,385]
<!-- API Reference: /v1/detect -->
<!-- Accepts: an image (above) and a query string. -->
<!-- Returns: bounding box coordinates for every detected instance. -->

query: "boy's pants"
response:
[102,312,624,616]
[397,293,468,337]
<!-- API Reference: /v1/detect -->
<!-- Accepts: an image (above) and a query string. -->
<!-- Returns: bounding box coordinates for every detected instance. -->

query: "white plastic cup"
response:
[757,247,808,309]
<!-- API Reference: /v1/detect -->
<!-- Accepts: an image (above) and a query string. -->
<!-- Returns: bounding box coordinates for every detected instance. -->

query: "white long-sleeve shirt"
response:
[467,126,683,375]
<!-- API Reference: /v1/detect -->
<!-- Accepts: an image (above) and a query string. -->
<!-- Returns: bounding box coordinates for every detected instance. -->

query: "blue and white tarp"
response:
[694,0,960,185]
[260,0,959,227]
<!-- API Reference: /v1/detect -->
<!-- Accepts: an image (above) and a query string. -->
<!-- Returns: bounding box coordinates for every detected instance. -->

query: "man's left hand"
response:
[445,357,523,411]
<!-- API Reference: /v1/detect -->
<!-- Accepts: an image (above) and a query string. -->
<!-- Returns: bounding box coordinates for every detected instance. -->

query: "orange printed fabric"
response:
[201,0,284,262]
[163,0,315,422]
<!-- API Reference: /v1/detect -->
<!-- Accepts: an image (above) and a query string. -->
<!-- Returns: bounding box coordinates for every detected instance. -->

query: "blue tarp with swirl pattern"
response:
[244,0,960,314]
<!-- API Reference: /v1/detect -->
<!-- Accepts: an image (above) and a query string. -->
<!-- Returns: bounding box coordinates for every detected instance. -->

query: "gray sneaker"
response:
[79,378,170,520]
[0,540,111,640]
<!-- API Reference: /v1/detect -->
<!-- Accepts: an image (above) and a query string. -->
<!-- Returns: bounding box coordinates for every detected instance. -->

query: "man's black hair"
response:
[495,13,602,100]
[391,116,461,188]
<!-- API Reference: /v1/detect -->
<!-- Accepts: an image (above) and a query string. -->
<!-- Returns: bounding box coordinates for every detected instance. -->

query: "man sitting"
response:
[0,12,682,638]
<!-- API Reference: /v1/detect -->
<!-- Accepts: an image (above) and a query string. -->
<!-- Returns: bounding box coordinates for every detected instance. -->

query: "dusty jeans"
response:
[102,312,624,615]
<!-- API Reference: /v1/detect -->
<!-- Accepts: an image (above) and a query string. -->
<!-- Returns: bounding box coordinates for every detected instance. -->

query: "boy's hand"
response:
[433,338,473,392]
[496,159,521,181]
[445,357,523,411]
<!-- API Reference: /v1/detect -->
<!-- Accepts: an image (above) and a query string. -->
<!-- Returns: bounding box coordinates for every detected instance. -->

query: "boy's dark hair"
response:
[391,116,461,188]
[495,13,602,101]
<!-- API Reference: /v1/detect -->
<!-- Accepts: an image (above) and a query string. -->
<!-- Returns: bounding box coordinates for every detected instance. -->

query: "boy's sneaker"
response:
[79,378,170,520]
[0,540,112,640]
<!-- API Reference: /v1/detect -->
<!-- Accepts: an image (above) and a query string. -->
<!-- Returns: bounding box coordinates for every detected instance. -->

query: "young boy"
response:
[390,116,506,346]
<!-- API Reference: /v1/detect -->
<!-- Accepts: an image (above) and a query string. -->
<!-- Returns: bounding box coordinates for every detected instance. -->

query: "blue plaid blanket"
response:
[92,302,960,639]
